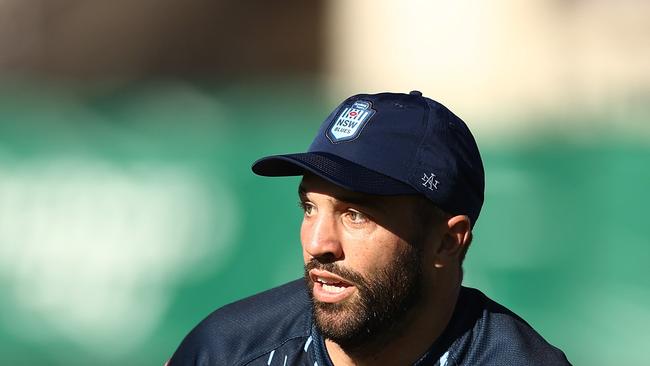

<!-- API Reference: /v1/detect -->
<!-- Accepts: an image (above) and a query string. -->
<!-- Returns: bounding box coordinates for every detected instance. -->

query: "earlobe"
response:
[435,215,472,266]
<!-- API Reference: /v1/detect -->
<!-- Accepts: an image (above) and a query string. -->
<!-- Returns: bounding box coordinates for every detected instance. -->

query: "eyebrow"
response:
[298,182,384,211]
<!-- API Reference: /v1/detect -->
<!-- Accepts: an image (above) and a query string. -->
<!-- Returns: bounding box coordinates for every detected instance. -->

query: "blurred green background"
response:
[0,1,649,365]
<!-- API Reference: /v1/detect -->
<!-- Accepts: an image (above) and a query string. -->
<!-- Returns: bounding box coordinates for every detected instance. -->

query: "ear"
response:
[434,215,472,268]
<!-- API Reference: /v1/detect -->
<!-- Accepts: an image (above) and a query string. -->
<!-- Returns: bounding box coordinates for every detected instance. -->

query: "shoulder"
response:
[449,286,571,366]
[169,279,312,366]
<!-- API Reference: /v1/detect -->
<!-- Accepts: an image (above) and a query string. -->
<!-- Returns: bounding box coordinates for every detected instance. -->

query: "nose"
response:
[301,212,343,262]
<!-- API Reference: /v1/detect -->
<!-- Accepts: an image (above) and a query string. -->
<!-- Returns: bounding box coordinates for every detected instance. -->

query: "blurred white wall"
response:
[326,0,650,137]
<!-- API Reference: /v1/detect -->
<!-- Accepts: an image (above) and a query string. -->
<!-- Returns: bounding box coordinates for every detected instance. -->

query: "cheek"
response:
[347,233,403,273]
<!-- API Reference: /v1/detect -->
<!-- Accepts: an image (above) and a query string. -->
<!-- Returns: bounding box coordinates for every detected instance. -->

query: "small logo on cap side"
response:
[422,173,440,191]
[326,100,376,143]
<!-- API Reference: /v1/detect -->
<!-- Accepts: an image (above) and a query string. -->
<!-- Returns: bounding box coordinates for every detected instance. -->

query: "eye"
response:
[346,209,368,224]
[298,201,315,216]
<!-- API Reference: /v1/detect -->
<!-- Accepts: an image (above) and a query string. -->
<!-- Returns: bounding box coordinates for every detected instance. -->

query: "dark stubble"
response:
[304,243,423,352]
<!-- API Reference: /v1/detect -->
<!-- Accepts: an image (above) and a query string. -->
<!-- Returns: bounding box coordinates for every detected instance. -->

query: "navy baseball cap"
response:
[252,91,485,226]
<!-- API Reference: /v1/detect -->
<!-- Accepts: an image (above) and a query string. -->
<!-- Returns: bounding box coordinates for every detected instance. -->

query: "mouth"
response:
[309,269,356,303]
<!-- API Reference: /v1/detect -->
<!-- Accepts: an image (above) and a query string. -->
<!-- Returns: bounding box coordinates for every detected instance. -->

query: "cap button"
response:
[409,90,422,96]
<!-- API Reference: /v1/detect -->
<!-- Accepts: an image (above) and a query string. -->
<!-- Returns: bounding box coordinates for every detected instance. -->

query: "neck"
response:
[325,283,460,366]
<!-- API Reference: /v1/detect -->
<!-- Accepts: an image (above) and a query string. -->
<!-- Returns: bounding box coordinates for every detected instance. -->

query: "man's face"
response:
[299,174,436,349]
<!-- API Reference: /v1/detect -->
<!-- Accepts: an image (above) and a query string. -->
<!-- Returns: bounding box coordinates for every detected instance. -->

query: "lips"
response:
[309,269,356,303]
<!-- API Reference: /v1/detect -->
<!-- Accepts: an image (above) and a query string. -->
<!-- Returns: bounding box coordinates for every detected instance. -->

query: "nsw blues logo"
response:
[326,100,376,143]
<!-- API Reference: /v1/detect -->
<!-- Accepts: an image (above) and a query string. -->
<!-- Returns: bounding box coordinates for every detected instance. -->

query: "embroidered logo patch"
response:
[422,172,440,190]
[326,100,376,143]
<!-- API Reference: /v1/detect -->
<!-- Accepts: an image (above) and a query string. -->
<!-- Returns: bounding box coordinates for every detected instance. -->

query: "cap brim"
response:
[251,152,417,195]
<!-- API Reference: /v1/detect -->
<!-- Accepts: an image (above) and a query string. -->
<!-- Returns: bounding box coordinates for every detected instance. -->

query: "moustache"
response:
[304,259,366,288]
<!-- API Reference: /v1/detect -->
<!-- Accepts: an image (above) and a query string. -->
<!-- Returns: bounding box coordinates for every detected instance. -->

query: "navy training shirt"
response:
[169,279,571,365]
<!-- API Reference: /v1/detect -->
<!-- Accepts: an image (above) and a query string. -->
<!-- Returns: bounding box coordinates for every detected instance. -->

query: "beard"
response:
[304,244,423,351]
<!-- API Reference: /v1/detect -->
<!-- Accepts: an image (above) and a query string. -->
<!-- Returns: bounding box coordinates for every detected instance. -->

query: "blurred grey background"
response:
[0,1,648,365]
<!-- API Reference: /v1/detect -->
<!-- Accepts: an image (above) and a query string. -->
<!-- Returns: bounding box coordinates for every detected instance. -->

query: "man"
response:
[169,91,571,365]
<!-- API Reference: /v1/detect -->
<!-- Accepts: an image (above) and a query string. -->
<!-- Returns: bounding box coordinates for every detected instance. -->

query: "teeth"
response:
[322,283,346,293]
[315,276,349,293]
[317,276,332,284]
